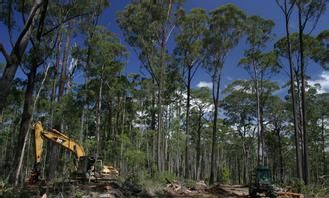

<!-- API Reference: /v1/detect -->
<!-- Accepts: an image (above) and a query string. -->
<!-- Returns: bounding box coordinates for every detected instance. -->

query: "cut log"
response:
[277,191,304,198]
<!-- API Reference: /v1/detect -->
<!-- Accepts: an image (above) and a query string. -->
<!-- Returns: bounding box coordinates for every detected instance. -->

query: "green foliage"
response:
[204,4,246,75]
[117,1,178,83]
[302,185,329,198]
[218,167,230,184]
[240,15,279,79]
[88,26,126,72]
[125,149,146,167]
[275,33,321,62]
[155,171,177,184]
[244,15,275,47]
[84,138,97,154]
[316,30,329,69]
[287,177,305,192]
[175,8,207,69]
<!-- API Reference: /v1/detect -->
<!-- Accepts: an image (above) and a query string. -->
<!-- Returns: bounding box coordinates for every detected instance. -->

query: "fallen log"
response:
[277,191,304,198]
[207,184,249,197]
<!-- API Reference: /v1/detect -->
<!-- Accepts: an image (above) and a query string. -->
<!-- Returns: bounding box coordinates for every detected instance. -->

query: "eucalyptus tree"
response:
[240,15,278,165]
[174,8,207,179]
[190,87,212,180]
[118,0,181,172]
[44,0,108,181]
[222,80,255,184]
[0,80,24,178]
[222,79,280,183]
[85,26,126,160]
[314,93,329,177]
[0,0,101,114]
[303,86,328,182]
[295,0,328,184]
[203,4,246,184]
[266,96,290,184]
[275,33,321,184]
[275,0,303,180]
[0,0,48,114]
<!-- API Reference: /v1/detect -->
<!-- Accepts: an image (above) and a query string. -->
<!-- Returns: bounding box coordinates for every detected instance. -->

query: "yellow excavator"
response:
[29,121,118,184]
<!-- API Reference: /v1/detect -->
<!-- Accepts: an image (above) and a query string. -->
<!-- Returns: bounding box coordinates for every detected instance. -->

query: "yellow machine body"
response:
[33,121,85,164]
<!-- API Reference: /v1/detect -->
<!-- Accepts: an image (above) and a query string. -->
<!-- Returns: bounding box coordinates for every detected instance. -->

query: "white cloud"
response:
[308,71,329,93]
[197,81,212,89]
[226,76,233,81]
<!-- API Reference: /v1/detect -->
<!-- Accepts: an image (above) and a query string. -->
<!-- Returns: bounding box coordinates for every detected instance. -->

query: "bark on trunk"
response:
[276,127,284,184]
[58,24,71,100]
[283,0,303,180]
[46,26,71,180]
[50,34,62,128]
[321,116,327,175]
[298,4,309,185]
[9,63,37,184]
[196,110,202,180]
[185,66,191,179]
[0,0,44,114]
[96,65,104,159]
[210,73,221,184]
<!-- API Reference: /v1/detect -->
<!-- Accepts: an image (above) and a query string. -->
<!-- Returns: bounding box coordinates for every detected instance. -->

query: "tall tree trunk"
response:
[321,116,327,175]
[107,99,113,142]
[157,83,162,172]
[151,84,156,175]
[9,62,38,184]
[15,64,49,186]
[2,118,18,178]
[298,4,309,185]
[185,66,191,179]
[276,127,284,184]
[46,26,71,180]
[282,0,303,180]
[157,34,166,172]
[96,65,104,159]
[260,107,265,165]
[58,24,71,100]
[253,63,262,166]
[196,110,202,180]
[50,33,62,128]
[210,74,221,184]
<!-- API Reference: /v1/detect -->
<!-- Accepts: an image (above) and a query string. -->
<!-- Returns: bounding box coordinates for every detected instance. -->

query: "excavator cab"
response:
[76,156,95,175]
[68,156,103,182]
[249,166,276,198]
[256,167,272,185]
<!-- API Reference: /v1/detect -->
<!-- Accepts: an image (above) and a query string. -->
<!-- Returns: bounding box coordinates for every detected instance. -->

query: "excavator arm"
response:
[29,121,89,184]
[33,121,85,164]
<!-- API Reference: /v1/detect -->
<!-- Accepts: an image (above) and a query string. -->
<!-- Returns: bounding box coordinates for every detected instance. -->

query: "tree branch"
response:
[37,0,48,40]
[15,1,43,48]
[42,12,90,37]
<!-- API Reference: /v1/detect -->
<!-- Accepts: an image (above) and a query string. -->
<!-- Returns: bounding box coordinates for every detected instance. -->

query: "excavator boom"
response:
[33,121,85,164]
[29,121,90,184]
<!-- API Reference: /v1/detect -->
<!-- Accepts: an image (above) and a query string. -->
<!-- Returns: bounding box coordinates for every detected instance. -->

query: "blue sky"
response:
[100,0,329,94]
[1,0,329,94]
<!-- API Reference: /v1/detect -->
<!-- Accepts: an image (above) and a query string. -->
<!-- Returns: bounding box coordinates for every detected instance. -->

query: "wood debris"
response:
[277,191,304,198]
